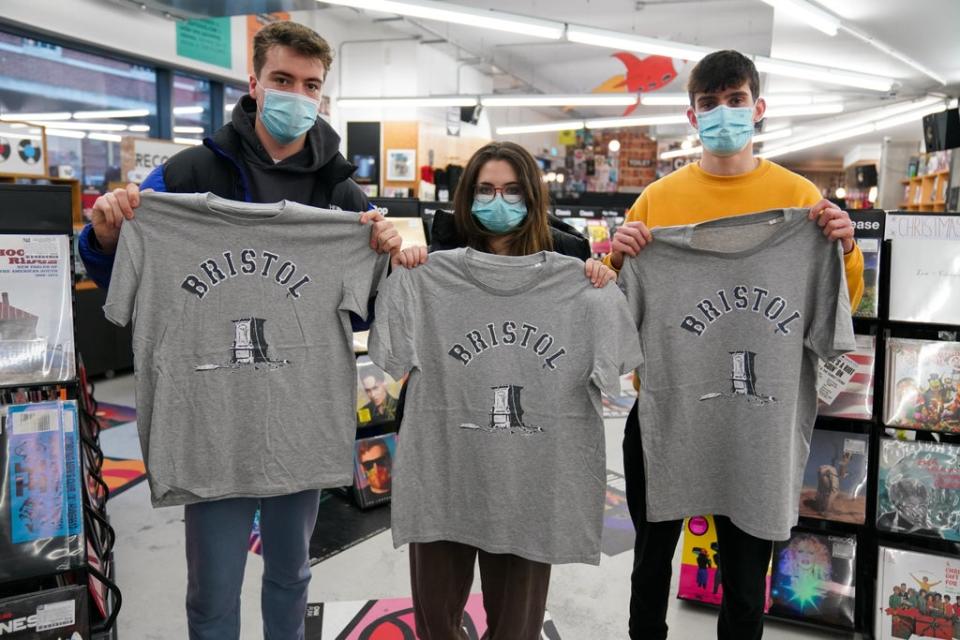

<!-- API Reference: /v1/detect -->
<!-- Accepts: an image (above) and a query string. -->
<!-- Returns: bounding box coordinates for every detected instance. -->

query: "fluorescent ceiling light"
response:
[760,0,839,36]
[840,24,946,85]
[640,93,844,107]
[496,121,584,135]
[753,56,893,92]
[338,96,478,108]
[87,132,123,142]
[763,103,844,118]
[585,114,689,129]
[173,126,205,134]
[320,0,564,39]
[28,121,128,131]
[128,125,151,133]
[173,106,205,115]
[764,0,946,84]
[565,25,714,61]
[0,112,72,121]
[760,98,947,159]
[45,129,87,140]
[481,94,638,107]
[659,127,793,159]
[173,137,204,146]
[73,108,150,119]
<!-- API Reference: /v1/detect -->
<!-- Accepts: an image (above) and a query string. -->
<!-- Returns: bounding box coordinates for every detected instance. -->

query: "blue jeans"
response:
[184,490,320,640]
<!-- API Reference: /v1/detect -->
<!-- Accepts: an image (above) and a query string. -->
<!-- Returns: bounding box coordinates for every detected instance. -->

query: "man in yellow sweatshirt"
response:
[605,50,864,640]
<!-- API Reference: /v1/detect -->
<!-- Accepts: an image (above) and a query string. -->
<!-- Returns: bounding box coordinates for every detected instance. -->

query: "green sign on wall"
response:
[176,17,232,69]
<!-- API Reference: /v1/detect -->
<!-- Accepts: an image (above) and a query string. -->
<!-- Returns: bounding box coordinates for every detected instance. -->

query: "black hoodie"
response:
[155,95,369,211]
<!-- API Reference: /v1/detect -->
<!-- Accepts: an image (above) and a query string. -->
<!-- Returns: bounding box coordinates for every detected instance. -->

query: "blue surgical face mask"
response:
[258,88,319,145]
[696,105,756,156]
[472,195,528,234]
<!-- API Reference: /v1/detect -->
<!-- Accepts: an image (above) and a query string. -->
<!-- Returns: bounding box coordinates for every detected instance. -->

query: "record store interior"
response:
[0,1,958,639]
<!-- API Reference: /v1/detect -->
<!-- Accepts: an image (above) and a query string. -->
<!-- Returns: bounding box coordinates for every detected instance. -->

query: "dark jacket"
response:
[78,96,369,290]
[428,209,591,260]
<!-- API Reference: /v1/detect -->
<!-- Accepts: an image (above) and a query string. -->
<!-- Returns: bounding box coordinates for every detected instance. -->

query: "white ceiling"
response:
[321,0,960,164]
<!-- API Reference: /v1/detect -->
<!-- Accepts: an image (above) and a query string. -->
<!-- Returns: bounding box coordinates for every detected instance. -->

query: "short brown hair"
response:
[452,142,554,257]
[253,21,334,78]
[687,50,760,106]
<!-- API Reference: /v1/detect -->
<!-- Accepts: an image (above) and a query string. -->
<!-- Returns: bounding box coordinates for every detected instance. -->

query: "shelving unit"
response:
[899,169,951,212]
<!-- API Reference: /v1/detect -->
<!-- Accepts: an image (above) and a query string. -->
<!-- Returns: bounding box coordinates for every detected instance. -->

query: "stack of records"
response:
[877,439,960,541]
[0,235,75,385]
[876,546,960,640]
[0,585,89,639]
[798,430,869,524]
[677,515,772,610]
[769,530,857,629]
[884,338,960,433]
[0,400,85,582]
[351,433,396,509]
[817,334,876,420]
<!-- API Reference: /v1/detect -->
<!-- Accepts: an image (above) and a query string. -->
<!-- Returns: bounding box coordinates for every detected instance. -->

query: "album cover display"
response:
[877,438,960,541]
[818,334,876,420]
[884,338,960,433]
[855,236,881,318]
[769,530,856,629]
[875,546,960,640]
[0,585,89,639]
[849,209,884,319]
[351,433,397,509]
[355,356,404,428]
[889,238,960,326]
[798,430,868,524]
[677,515,772,610]
[0,235,75,385]
[1,401,85,582]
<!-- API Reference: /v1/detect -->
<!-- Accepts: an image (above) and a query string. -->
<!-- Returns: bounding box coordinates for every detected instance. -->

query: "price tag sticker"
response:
[36,600,75,631]
[817,355,858,404]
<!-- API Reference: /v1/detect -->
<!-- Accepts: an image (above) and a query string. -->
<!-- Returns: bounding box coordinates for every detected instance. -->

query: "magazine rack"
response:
[0,183,121,637]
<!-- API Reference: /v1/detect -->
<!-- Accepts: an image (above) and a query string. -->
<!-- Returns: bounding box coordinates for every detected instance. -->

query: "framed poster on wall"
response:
[386,149,416,182]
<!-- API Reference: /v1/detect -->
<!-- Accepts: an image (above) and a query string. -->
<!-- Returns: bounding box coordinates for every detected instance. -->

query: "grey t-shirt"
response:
[104,192,388,507]
[618,208,856,541]
[369,248,642,564]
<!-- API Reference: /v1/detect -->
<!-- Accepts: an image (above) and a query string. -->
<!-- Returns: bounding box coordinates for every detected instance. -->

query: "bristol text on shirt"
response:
[680,285,802,337]
[447,321,568,370]
[180,249,312,300]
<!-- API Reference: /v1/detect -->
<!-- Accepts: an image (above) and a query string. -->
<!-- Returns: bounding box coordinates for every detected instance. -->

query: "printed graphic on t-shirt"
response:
[194,317,291,372]
[446,320,568,370]
[698,350,778,406]
[679,285,802,337]
[460,384,543,435]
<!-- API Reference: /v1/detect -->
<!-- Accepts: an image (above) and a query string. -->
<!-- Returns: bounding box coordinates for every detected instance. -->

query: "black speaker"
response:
[855,164,878,187]
[460,104,483,125]
[923,108,960,152]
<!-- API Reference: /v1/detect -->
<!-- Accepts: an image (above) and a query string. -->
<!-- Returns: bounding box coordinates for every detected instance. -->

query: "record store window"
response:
[0,29,156,190]
[173,74,212,144]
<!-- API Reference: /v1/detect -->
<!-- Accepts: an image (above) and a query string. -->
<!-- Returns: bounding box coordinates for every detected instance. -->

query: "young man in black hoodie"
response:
[78,22,400,640]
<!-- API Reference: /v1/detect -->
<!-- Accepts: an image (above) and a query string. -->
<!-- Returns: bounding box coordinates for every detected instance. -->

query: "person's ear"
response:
[754,97,767,123]
[687,106,698,131]
[248,74,258,99]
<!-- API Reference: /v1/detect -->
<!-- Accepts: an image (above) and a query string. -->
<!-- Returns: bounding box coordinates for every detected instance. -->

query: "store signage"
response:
[120,138,190,184]
[884,213,960,241]
[176,17,232,69]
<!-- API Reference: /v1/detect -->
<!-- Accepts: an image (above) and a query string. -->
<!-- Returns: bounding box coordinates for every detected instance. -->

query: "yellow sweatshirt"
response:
[605,159,865,309]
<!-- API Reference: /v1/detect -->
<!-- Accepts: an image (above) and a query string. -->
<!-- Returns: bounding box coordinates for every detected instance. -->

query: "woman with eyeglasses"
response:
[395,141,613,286]
[390,141,616,639]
